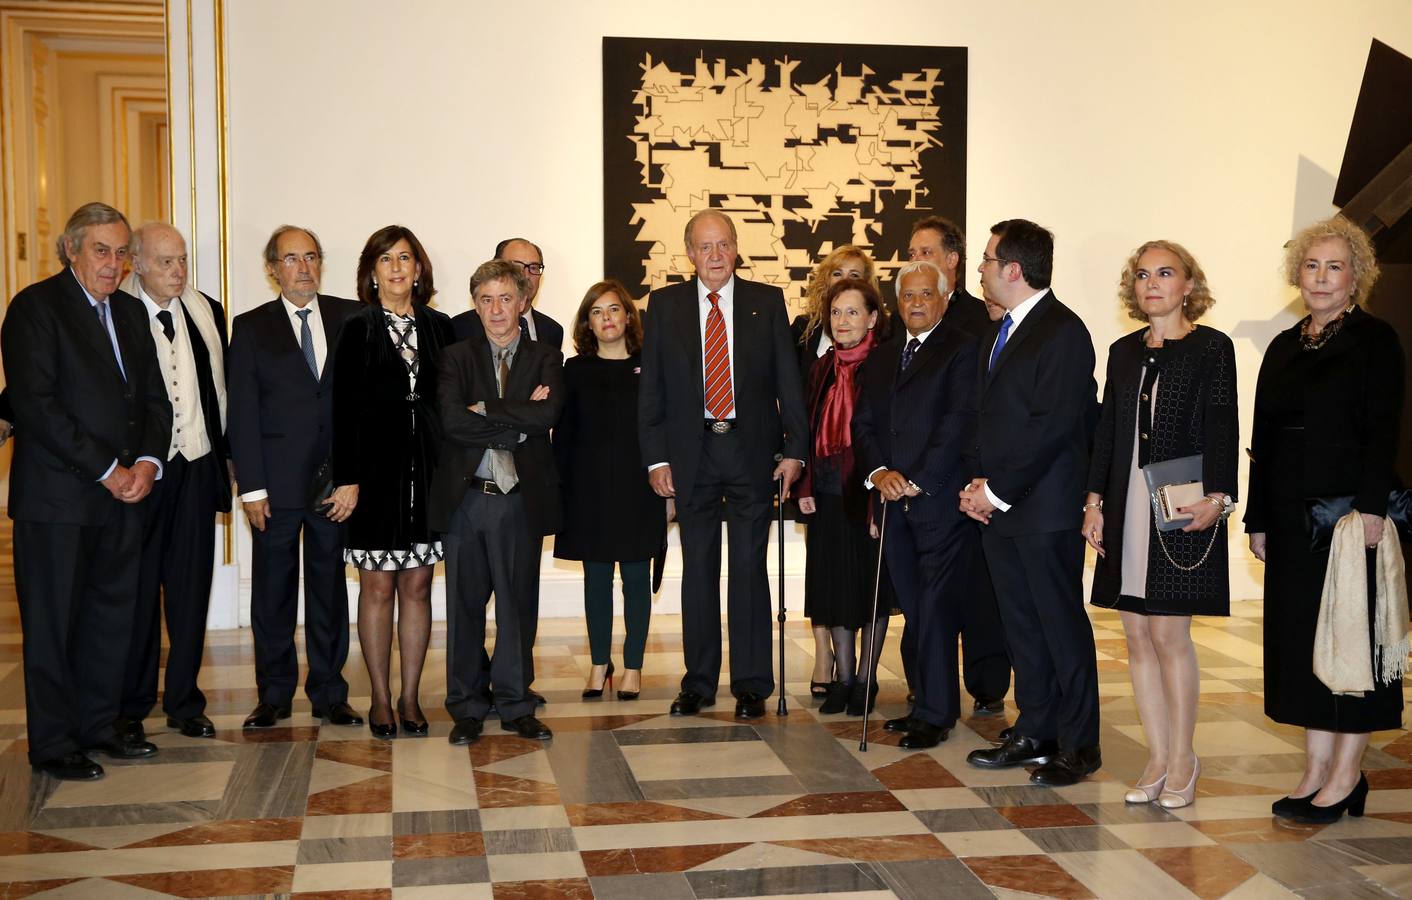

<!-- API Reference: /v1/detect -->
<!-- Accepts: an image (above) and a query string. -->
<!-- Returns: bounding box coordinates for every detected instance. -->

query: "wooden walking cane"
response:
[860,497,889,751]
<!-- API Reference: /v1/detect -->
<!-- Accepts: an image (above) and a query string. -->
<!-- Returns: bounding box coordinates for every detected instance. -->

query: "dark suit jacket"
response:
[451,307,563,350]
[2,270,172,524]
[179,292,233,512]
[943,287,990,339]
[638,277,808,498]
[968,290,1097,536]
[428,331,565,537]
[226,294,359,509]
[853,323,979,521]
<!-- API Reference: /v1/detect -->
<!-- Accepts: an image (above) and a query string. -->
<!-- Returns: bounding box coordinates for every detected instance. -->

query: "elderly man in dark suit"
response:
[639,209,808,719]
[852,260,978,749]
[433,259,564,745]
[3,202,171,780]
[227,225,362,729]
[904,216,1012,717]
[960,218,1101,786]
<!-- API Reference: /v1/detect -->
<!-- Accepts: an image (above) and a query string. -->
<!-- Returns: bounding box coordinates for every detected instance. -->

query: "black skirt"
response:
[804,492,885,628]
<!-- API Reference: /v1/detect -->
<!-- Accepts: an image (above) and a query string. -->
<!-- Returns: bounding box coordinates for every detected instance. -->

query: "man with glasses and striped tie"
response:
[639,209,809,720]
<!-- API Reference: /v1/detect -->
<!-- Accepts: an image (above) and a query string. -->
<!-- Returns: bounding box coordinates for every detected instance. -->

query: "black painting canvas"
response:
[603,37,968,314]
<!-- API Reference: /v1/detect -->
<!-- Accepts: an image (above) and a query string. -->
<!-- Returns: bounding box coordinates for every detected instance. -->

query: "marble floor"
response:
[2,582,1412,898]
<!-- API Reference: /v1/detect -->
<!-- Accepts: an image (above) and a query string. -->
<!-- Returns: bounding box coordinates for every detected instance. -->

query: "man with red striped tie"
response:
[639,210,809,719]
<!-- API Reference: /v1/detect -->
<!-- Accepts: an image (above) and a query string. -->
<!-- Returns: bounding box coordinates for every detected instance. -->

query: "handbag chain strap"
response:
[1154,516,1222,572]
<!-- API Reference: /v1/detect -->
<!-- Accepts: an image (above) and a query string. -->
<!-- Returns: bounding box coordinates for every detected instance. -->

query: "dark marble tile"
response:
[108,865,295,896]
[685,862,886,897]
[296,835,393,863]
[288,890,390,900]
[1315,836,1412,865]
[913,807,1015,833]
[392,854,490,886]
[997,804,1095,828]
[314,740,393,773]
[582,843,750,876]
[0,750,55,832]
[129,744,240,765]
[491,878,595,899]
[0,879,84,898]
[216,740,316,820]
[612,726,760,746]
[0,831,99,854]
[544,731,643,805]
[122,816,303,847]
[481,826,577,855]
[638,774,804,800]
[771,834,952,862]
[961,854,1095,898]
[31,799,221,829]
[474,771,562,808]
[872,754,964,789]
[871,858,997,900]
[754,716,884,793]
[751,791,905,817]
[971,785,1069,807]
[306,774,392,815]
[392,808,481,835]
[1138,846,1261,899]
[1076,801,1179,825]
[393,831,485,859]
[565,801,728,826]
[1022,825,1130,853]
[587,872,696,900]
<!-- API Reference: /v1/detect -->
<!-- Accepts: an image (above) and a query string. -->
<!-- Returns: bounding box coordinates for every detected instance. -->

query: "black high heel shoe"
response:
[397,700,428,737]
[846,679,879,716]
[368,706,397,740]
[1271,791,1317,818]
[616,668,641,701]
[1289,773,1369,824]
[810,680,830,698]
[582,662,615,699]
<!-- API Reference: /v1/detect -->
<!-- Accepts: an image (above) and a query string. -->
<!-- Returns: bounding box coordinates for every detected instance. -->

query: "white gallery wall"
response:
[210,0,1412,616]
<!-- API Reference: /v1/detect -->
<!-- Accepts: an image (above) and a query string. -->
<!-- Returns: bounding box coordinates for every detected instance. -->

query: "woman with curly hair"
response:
[1082,240,1238,809]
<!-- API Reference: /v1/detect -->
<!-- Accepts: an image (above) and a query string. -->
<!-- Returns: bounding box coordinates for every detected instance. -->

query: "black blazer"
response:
[2,270,172,524]
[332,304,456,548]
[969,291,1097,536]
[428,331,565,537]
[226,294,359,508]
[1246,306,1405,531]
[853,323,979,523]
[178,292,233,512]
[638,277,809,497]
[451,307,564,351]
[943,287,990,339]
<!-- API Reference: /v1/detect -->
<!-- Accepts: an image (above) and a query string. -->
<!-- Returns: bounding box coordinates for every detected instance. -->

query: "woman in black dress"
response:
[1083,240,1238,809]
[788,245,879,694]
[554,279,667,700]
[797,278,890,715]
[331,225,455,738]
[1247,216,1404,823]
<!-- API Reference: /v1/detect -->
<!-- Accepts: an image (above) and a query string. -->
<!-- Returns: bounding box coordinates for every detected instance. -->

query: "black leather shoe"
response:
[35,752,103,781]
[367,709,397,740]
[967,733,1059,769]
[1030,746,1102,786]
[86,738,159,759]
[397,700,429,737]
[1271,792,1317,819]
[997,726,1014,743]
[735,692,766,719]
[502,715,553,740]
[669,690,715,716]
[115,716,146,741]
[1288,773,1368,824]
[166,715,215,738]
[313,702,364,726]
[900,720,950,750]
[448,718,483,745]
[972,698,1005,716]
[883,715,913,733]
[529,690,547,706]
[243,703,292,729]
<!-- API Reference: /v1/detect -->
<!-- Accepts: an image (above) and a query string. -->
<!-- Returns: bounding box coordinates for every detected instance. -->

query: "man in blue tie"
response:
[227,226,362,730]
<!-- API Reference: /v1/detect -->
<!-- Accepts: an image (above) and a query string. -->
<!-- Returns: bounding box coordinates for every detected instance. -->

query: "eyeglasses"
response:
[512,261,545,276]
[278,252,321,267]
[980,255,1011,267]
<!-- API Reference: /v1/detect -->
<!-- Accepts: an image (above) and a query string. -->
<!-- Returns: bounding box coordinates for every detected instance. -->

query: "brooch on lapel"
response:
[633,366,641,374]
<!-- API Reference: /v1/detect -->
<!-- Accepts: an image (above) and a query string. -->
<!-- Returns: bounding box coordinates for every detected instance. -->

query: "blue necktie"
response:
[900,337,920,371]
[95,300,126,381]
[989,313,1013,371]
[296,308,318,378]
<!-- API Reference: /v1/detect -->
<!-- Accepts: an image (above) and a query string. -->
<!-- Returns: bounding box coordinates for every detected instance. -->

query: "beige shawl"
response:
[1313,511,1410,695]
[119,272,227,429]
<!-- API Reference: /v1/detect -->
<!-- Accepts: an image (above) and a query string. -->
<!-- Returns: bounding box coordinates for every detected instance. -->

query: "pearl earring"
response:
[372,278,379,289]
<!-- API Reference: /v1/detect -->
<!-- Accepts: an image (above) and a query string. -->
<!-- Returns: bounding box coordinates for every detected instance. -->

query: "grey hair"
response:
[56,202,130,266]
[469,258,531,299]
[129,222,184,270]
[894,259,949,298]
[262,225,324,266]
[683,210,738,248]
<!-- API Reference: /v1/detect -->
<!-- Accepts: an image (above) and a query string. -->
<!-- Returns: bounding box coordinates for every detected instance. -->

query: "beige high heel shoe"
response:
[1124,772,1167,804]
[1158,758,1200,809]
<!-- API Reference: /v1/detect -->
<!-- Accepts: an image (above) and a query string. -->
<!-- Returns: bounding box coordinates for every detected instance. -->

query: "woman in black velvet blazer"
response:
[331,225,455,738]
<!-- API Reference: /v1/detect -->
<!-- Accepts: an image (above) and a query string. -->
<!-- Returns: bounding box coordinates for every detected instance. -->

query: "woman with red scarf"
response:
[797,278,891,715]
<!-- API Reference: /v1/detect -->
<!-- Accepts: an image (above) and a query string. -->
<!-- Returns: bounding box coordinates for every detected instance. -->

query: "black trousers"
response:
[902,534,1011,702]
[883,501,972,728]
[478,535,542,692]
[249,504,349,709]
[122,452,218,720]
[982,528,1099,749]
[676,431,774,699]
[444,489,537,723]
[14,502,143,763]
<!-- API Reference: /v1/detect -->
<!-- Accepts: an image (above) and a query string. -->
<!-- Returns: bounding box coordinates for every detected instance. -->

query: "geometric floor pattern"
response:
[2,579,1412,897]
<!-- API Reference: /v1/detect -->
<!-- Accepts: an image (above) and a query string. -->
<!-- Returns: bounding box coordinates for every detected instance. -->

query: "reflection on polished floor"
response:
[1,563,1411,897]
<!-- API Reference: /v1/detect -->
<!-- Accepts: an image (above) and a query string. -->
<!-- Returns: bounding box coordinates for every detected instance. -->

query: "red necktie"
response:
[703,292,734,419]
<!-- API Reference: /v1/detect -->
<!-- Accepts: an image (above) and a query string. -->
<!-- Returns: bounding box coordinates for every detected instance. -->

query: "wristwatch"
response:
[1204,494,1234,519]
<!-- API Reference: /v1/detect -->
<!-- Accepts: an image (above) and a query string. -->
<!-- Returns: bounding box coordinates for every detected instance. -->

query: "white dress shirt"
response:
[863,321,940,489]
[139,286,211,462]
[983,287,1050,512]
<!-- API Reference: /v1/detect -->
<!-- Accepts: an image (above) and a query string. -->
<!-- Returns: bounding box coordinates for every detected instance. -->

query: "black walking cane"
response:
[859,497,889,751]
[775,455,789,717]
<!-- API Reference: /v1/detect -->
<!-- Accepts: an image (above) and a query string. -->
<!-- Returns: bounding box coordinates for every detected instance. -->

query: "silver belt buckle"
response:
[710,420,732,434]
[481,480,498,494]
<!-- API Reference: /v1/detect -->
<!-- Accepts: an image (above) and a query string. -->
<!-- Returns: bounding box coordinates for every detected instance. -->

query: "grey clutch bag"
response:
[1141,454,1203,532]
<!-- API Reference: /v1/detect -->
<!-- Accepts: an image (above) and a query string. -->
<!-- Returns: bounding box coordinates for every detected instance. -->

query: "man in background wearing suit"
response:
[227,225,362,729]
[961,219,1101,786]
[639,209,808,719]
[905,217,1011,717]
[3,202,171,780]
[116,223,231,741]
[433,260,563,745]
[853,261,978,749]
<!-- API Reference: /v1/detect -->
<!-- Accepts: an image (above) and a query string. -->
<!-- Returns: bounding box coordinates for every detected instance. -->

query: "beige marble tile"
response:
[1221,871,1299,898]
[890,787,989,811]
[392,736,477,812]
[24,877,171,898]
[1051,781,1141,804]
[662,794,802,819]
[574,810,929,851]
[0,839,298,880]
[1204,666,1265,679]
[620,739,791,782]
[1315,814,1412,839]
[307,758,385,795]
[45,761,233,808]
[692,841,866,871]
[290,859,392,892]
[477,748,557,783]
[1101,822,1216,848]
[37,824,189,850]
[478,805,570,831]
[936,828,1043,858]
[1114,721,1302,756]
[1187,626,1264,666]
[1354,864,1412,898]
[485,849,586,882]
[1166,794,1287,821]
[300,812,393,839]
[1367,788,1412,813]
[1055,848,1198,899]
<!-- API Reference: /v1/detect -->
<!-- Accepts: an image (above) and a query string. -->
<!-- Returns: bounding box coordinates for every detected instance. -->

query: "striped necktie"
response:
[703,292,734,418]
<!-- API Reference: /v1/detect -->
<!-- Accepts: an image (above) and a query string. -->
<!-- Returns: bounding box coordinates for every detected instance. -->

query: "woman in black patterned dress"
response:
[1083,240,1238,809]
[331,225,455,738]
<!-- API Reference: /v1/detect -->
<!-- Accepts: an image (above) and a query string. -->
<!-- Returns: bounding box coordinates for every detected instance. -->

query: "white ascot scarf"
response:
[120,272,227,430]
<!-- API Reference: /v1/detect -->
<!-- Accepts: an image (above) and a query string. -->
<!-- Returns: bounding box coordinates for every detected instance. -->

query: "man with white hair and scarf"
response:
[115,222,231,740]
